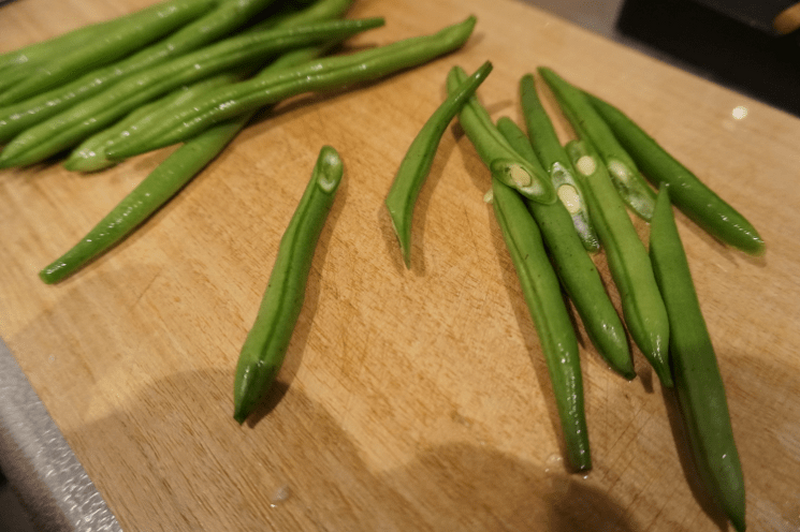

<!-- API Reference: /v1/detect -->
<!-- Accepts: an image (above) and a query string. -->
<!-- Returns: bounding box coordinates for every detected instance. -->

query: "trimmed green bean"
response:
[497,118,633,379]
[233,145,343,424]
[0,0,215,106]
[445,65,556,203]
[38,45,331,285]
[104,16,480,161]
[490,177,591,471]
[0,17,384,168]
[585,91,765,256]
[539,67,656,221]
[385,60,493,268]
[649,185,746,532]
[566,139,672,388]
[517,74,599,251]
[0,0,280,143]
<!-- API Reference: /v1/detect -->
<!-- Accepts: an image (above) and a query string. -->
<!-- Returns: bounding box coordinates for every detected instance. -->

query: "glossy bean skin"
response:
[539,67,657,221]
[0,0,282,143]
[385,60,493,268]
[0,0,216,106]
[490,177,591,471]
[233,145,343,424]
[0,17,384,167]
[105,16,481,160]
[498,118,634,379]
[649,186,746,532]
[517,74,599,251]
[39,45,330,285]
[585,91,765,256]
[566,139,673,388]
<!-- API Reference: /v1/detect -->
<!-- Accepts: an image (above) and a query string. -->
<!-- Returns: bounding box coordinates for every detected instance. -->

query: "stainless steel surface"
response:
[0,339,121,532]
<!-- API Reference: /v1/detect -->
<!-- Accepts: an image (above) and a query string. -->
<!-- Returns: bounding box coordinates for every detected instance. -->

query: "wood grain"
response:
[2,0,800,530]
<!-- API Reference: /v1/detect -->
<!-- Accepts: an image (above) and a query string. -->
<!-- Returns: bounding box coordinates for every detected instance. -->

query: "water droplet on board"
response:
[270,484,292,508]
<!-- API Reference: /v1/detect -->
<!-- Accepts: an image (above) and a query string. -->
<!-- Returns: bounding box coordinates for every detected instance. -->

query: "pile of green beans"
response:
[397,63,755,527]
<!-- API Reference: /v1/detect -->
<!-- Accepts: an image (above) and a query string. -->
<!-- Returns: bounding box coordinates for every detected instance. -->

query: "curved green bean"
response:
[233,145,343,424]
[649,185,746,532]
[445,65,556,204]
[39,45,331,285]
[0,17,384,168]
[539,67,656,221]
[517,74,599,251]
[385,60,493,268]
[0,0,215,106]
[104,16,479,160]
[497,117,633,379]
[0,0,280,143]
[490,177,591,471]
[585,91,765,256]
[566,139,672,388]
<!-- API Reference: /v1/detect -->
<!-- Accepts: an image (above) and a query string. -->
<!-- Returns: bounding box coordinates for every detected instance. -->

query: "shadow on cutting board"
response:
[65,367,640,532]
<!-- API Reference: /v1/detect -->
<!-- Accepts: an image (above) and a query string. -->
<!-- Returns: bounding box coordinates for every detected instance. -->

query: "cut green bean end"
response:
[490,159,555,203]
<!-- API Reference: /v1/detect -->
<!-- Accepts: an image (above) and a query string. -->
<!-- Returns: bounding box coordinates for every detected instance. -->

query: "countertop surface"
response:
[2,0,800,531]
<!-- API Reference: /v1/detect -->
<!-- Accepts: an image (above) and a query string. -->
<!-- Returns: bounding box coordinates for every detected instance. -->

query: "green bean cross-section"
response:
[497,117,633,379]
[584,91,765,256]
[566,139,672,388]
[385,60,493,268]
[445,66,556,204]
[233,145,344,424]
[539,67,656,221]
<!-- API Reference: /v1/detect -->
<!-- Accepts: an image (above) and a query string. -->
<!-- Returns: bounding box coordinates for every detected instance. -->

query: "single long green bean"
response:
[497,117,633,379]
[444,65,556,203]
[39,46,330,285]
[385,60,493,268]
[517,74,599,251]
[0,0,216,106]
[0,0,279,143]
[566,139,672,388]
[0,17,384,167]
[233,145,343,424]
[490,177,591,471]
[584,91,765,256]
[649,185,746,532]
[104,16,480,160]
[539,67,656,221]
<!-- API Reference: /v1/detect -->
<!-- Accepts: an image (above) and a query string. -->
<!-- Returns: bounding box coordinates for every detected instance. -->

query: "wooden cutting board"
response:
[2,0,799,530]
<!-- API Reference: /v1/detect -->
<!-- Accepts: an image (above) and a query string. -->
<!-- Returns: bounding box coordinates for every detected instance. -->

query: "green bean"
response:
[584,91,765,256]
[490,177,591,471]
[0,17,384,168]
[233,145,343,424]
[64,72,246,172]
[39,46,328,285]
[649,185,746,532]
[104,16,480,161]
[497,117,633,379]
[517,74,599,251]
[445,65,556,204]
[0,0,281,143]
[385,60,493,268]
[566,139,672,388]
[539,67,657,221]
[0,0,216,106]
